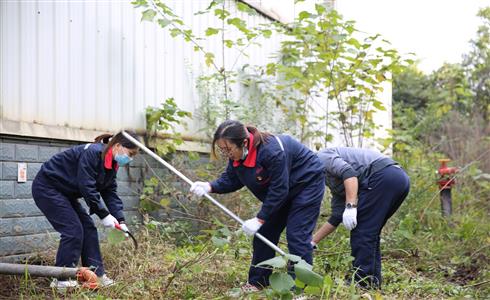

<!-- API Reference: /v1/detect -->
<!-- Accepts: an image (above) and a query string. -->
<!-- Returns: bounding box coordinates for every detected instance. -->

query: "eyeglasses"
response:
[217,145,238,156]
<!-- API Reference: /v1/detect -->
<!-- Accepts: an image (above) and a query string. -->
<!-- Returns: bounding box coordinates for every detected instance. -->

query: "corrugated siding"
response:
[0,0,282,140]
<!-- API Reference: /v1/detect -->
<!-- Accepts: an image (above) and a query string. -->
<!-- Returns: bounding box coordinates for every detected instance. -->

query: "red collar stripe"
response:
[104,147,119,171]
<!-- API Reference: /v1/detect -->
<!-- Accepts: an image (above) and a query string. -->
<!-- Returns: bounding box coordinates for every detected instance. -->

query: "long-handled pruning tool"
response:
[121,131,286,256]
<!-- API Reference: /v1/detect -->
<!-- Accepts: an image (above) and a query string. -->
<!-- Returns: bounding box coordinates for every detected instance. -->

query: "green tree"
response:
[463,6,490,121]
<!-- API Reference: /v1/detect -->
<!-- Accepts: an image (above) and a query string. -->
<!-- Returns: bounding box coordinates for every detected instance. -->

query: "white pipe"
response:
[122,131,286,256]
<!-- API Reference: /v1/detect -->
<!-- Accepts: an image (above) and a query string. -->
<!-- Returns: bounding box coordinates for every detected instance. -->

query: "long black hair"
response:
[94,130,139,160]
[211,120,271,158]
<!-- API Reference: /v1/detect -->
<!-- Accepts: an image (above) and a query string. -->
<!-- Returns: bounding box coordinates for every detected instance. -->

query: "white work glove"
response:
[242,217,264,236]
[190,181,211,197]
[101,214,119,229]
[342,207,357,230]
[119,223,130,237]
[119,223,129,232]
[310,240,317,250]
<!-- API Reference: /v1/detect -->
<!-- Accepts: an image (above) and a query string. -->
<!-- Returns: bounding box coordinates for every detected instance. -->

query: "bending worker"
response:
[189,120,325,292]
[312,147,410,288]
[31,131,139,290]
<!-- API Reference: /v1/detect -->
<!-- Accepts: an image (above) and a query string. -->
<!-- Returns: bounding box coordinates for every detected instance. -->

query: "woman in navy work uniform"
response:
[31,131,139,290]
[189,120,325,292]
[312,147,410,288]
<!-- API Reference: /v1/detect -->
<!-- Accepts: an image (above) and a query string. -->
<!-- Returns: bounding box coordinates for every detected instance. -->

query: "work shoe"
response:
[241,282,260,294]
[50,278,79,291]
[98,274,115,287]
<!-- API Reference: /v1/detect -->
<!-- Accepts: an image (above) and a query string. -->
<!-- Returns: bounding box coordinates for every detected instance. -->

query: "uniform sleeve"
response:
[318,149,358,180]
[100,179,125,222]
[210,162,244,194]
[327,195,344,227]
[256,149,289,221]
[77,149,110,219]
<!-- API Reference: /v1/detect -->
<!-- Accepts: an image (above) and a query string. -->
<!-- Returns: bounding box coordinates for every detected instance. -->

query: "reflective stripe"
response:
[84,143,92,150]
[275,136,284,152]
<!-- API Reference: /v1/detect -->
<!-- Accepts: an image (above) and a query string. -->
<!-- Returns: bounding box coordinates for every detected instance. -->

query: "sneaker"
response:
[50,278,79,291]
[98,274,115,287]
[241,282,260,294]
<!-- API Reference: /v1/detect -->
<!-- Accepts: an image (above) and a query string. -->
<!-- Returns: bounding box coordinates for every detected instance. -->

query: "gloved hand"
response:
[242,217,264,236]
[101,214,119,229]
[119,223,130,237]
[190,181,211,197]
[310,240,317,250]
[342,207,357,230]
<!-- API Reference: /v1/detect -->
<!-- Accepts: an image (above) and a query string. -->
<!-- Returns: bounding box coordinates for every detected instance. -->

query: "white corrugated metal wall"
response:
[0,0,282,143]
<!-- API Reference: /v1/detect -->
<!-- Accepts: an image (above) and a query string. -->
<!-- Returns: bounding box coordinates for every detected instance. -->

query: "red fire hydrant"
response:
[437,158,458,217]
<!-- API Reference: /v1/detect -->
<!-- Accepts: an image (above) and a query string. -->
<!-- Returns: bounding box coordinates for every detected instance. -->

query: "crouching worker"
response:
[189,120,325,292]
[312,147,410,289]
[31,131,139,290]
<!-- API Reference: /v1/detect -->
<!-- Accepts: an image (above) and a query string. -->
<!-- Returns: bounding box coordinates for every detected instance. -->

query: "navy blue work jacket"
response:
[38,142,125,222]
[210,134,324,221]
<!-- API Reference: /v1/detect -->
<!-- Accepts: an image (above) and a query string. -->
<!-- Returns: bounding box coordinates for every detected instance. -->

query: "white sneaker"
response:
[50,278,79,291]
[98,274,115,287]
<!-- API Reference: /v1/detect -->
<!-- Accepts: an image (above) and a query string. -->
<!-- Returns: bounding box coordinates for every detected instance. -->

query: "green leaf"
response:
[372,100,386,111]
[205,52,215,67]
[211,236,228,247]
[262,29,272,38]
[294,263,323,287]
[205,27,220,36]
[131,0,147,8]
[285,254,302,262]
[256,256,287,268]
[224,39,234,48]
[298,11,311,21]
[157,19,171,28]
[160,198,170,207]
[269,272,295,293]
[141,9,156,22]
[107,229,126,245]
[214,8,230,19]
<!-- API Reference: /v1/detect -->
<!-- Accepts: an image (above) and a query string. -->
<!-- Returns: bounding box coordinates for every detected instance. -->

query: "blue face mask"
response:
[115,153,133,166]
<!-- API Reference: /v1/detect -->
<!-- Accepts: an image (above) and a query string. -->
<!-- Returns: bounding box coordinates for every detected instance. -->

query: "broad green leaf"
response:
[299,11,311,21]
[256,256,287,268]
[107,229,126,245]
[141,9,156,22]
[294,263,323,287]
[285,254,302,262]
[157,19,171,28]
[205,27,220,36]
[269,272,295,293]
[304,285,322,295]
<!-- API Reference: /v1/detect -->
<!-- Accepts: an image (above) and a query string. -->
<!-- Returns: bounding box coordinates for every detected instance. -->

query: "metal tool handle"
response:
[121,131,286,256]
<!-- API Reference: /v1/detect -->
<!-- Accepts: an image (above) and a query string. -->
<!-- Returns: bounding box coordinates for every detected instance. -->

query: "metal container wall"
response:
[0,0,282,141]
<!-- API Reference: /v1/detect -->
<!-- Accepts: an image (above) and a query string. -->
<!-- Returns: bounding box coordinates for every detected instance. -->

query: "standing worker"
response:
[312,147,410,288]
[189,120,325,292]
[31,131,139,290]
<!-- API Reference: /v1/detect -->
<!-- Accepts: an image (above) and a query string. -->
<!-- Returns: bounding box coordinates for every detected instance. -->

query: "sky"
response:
[261,0,490,74]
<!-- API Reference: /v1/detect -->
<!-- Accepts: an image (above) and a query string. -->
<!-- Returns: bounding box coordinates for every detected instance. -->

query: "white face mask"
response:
[241,146,249,160]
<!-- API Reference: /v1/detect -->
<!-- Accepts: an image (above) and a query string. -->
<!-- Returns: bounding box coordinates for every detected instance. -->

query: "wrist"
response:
[345,201,358,209]
[256,218,265,224]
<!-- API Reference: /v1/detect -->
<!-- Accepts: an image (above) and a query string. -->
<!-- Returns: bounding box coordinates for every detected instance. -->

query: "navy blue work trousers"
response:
[351,165,410,287]
[248,174,325,287]
[32,173,105,276]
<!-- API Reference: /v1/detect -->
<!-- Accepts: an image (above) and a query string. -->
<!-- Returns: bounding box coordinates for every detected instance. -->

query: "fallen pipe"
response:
[0,263,98,289]
[122,131,287,256]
